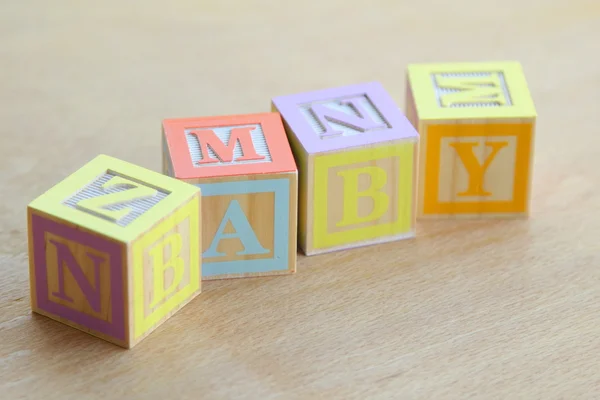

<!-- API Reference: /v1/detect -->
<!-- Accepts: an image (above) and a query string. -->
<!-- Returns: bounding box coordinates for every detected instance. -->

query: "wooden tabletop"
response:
[2,1,599,399]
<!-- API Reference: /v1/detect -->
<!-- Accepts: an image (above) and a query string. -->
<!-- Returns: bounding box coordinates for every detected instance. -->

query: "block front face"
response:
[313,143,415,251]
[198,177,294,279]
[162,113,297,180]
[272,82,418,154]
[132,195,200,340]
[407,62,537,121]
[422,123,533,215]
[30,212,126,341]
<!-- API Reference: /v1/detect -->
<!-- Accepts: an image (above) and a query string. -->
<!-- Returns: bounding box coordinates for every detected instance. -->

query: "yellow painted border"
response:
[132,195,200,339]
[313,142,414,249]
[423,123,533,215]
[407,61,537,121]
[28,154,200,243]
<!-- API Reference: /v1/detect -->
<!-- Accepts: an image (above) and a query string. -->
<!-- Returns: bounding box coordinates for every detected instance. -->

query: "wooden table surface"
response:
[1,1,599,399]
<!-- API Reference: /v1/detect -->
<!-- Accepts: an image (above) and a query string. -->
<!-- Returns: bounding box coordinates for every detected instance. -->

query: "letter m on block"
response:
[188,126,266,165]
[435,73,509,107]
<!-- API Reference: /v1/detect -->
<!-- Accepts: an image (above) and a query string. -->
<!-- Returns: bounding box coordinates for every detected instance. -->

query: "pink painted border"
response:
[162,112,297,179]
[31,214,125,341]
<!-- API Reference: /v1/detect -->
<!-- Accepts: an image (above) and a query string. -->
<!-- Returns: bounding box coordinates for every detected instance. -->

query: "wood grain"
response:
[1,0,600,398]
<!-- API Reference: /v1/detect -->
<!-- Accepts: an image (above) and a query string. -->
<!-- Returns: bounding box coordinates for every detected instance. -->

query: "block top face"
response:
[271,82,418,154]
[162,112,297,180]
[28,154,200,243]
[406,61,537,121]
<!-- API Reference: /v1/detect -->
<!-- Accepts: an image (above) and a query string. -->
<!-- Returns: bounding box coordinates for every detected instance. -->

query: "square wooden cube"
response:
[406,61,537,218]
[162,112,298,280]
[27,155,201,349]
[272,82,419,256]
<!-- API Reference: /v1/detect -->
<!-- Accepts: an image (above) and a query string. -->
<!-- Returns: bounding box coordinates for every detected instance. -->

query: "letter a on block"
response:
[311,98,388,137]
[75,175,158,223]
[48,239,103,313]
[204,200,269,258]
[436,73,508,107]
[336,166,390,227]
[149,233,185,308]
[189,126,265,164]
[450,141,508,196]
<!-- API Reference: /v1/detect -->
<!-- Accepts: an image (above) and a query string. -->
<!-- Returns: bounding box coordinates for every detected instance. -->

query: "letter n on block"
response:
[272,82,419,256]
[27,155,201,348]
[405,61,537,218]
[162,112,298,280]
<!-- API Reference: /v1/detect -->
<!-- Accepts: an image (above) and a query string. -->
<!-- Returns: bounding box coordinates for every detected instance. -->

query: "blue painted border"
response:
[197,178,290,277]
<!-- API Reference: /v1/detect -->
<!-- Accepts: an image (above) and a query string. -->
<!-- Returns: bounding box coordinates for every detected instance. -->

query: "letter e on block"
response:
[162,112,298,280]
[27,155,201,348]
[272,82,419,255]
[405,61,537,218]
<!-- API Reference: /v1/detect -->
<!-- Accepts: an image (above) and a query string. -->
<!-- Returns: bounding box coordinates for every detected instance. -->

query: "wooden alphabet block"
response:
[27,155,201,348]
[162,112,298,280]
[405,61,537,218]
[272,82,419,256]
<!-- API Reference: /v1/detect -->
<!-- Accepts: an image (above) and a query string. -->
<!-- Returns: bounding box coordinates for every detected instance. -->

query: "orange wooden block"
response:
[406,61,537,219]
[162,112,298,280]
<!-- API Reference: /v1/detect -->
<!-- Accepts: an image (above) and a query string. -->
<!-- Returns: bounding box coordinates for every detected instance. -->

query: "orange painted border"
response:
[423,123,533,214]
[162,112,297,179]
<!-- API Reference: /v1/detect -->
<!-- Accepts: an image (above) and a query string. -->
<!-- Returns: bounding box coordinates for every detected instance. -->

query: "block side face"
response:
[197,174,295,279]
[28,209,128,345]
[311,141,416,252]
[28,154,200,243]
[274,104,311,253]
[286,172,298,274]
[303,154,316,254]
[162,127,176,177]
[404,79,420,131]
[407,61,537,121]
[162,112,297,179]
[405,82,427,219]
[421,122,534,217]
[272,82,418,154]
[131,193,201,342]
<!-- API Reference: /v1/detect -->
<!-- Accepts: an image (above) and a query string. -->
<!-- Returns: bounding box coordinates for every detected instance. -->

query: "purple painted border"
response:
[272,82,418,154]
[31,214,125,341]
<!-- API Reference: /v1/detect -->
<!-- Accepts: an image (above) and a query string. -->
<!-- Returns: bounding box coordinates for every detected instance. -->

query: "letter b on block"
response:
[313,143,415,252]
[28,155,201,349]
[336,166,390,228]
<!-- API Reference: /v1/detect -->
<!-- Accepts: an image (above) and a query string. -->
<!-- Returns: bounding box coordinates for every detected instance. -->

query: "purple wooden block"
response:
[272,82,418,154]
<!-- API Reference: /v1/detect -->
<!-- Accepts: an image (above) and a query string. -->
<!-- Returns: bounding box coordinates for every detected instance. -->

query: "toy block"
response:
[272,82,419,256]
[405,61,537,219]
[27,155,201,348]
[162,112,298,280]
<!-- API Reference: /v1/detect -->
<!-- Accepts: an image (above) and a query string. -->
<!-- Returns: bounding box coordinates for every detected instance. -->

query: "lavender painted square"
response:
[31,214,125,341]
[272,82,418,154]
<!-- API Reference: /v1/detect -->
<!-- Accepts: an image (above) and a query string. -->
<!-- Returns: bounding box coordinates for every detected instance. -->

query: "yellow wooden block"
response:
[406,61,537,218]
[272,82,418,255]
[27,154,201,348]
